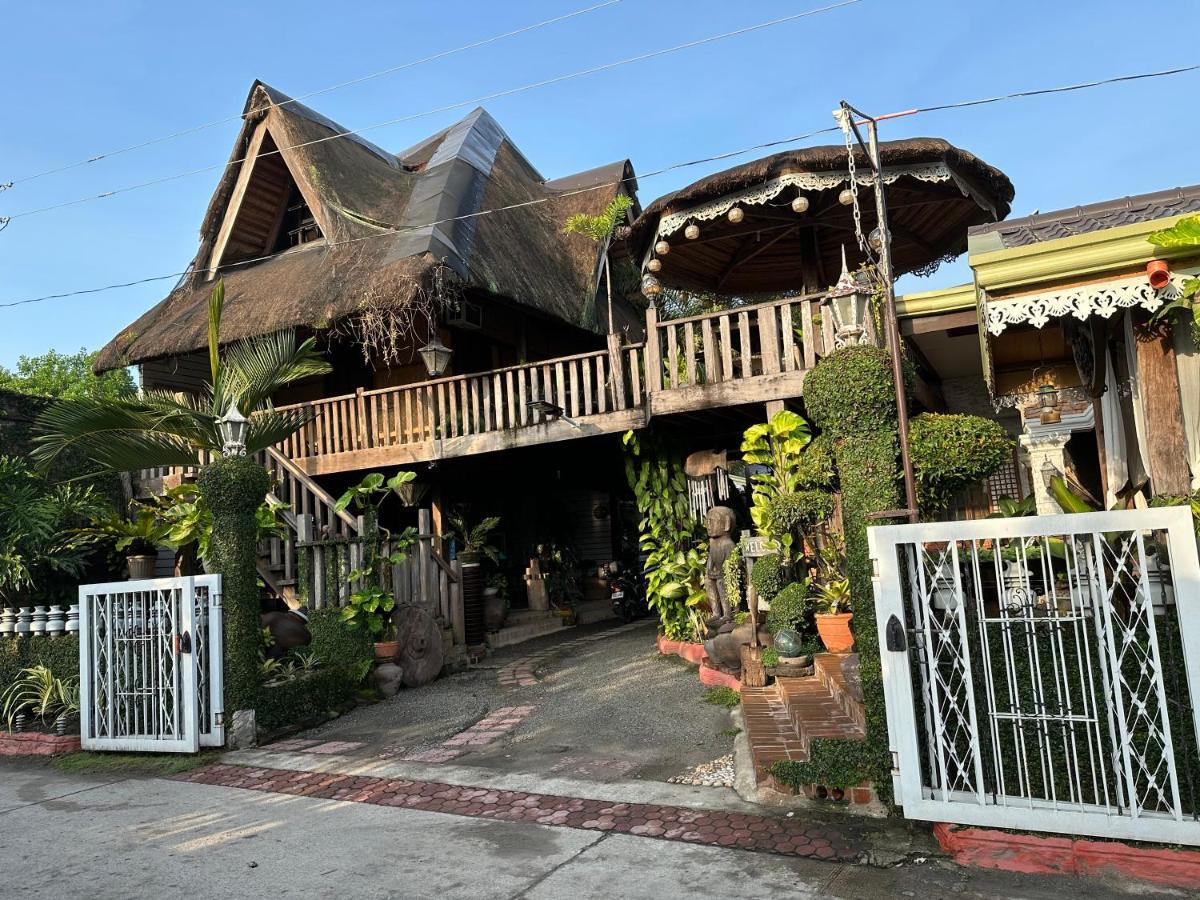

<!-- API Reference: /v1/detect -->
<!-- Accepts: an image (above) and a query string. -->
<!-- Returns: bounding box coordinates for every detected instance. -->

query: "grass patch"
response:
[52,749,222,778]
[721,726,742,738]
[703,686,741,708]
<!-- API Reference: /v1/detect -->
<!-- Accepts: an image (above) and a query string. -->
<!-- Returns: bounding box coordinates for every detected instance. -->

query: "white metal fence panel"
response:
[869,506,1200,845]
[79,575,223,753]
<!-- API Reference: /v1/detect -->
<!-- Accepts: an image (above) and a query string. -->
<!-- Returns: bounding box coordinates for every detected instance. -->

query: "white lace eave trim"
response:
[983,274,1191,335]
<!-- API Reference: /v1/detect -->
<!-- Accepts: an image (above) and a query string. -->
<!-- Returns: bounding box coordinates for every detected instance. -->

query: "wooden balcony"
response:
[275,293,829,475]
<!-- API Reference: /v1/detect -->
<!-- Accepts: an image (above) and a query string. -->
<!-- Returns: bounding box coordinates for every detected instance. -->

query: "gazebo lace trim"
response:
[655,163,964,239]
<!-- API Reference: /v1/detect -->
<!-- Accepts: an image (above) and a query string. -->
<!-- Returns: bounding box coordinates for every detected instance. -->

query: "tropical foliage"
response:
[0,348,134,403]
[564,194,634,332]
[0,456,109,606]
[2,664,79,730]
[32,280,332,473]
[623,430,706,641]
[448,513,502,565]
[1147,216,1200,339]
[740,410,814,557]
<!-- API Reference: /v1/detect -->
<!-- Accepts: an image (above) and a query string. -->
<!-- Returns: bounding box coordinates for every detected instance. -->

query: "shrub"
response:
[766,581,810,635]
[306,608,373,682]
[761,647,780,668]
[722,543,744,611]
[909,413,1012,515]
[764,491,834,539]
[255,668,357,734]
[0,635,80,700]
[750,554,787,602]
[804,345,903,438]
[794,434,837,491]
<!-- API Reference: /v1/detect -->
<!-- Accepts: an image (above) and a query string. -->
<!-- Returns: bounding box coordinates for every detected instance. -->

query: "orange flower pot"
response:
[816,613,854,653]
[374,641,399,663]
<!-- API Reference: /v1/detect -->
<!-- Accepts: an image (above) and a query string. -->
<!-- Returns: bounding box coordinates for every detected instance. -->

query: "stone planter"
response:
[127,554,158,580]
[816,612,854,653]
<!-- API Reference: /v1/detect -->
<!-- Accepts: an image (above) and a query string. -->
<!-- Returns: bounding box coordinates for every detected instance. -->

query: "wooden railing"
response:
[645,294,829,391]
[277,341,648,462]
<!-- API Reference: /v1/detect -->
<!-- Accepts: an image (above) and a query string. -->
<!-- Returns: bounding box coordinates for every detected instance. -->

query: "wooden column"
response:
[606,331,627,410]
[765,400,785,419]
[1134,316,1191,495]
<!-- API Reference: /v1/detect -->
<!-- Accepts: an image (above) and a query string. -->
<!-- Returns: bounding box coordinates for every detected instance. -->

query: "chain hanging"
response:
[834,107,875,263]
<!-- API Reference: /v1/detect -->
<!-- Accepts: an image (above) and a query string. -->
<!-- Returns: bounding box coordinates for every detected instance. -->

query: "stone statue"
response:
[703,506,737,626]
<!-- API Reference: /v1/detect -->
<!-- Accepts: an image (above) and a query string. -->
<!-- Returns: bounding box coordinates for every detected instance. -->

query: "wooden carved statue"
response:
[703,505,737,625]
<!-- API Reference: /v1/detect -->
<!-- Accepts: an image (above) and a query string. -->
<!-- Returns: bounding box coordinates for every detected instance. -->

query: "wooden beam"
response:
[716,227,797,290]
[649,370,808,418]
[900,309,979,336]
[1133,316,1191,495]
[207,121,268,276]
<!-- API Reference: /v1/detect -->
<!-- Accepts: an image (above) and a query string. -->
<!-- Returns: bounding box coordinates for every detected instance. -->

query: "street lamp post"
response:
[837,100,918,524]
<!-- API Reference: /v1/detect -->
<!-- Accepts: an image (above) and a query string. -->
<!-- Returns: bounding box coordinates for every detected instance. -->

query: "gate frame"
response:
[79,574,223,754]
[869,505,1200,846]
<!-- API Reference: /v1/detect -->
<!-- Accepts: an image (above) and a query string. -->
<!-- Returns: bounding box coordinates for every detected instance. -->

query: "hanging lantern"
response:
[838,188,855,206]
[868,226,888,252]
[684,223,700,240]
[822,246,871,348]
[418,335,454,378]
[641,273,663,300]
[791,195,810,214]
[647,257,662,273]
[1038,383,1062,425]
[655,240,671,256]
[727,206,744,224]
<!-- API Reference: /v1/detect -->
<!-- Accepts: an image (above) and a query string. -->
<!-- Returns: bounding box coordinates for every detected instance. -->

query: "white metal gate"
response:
[79,575,224,753]
[870,506,1200,845]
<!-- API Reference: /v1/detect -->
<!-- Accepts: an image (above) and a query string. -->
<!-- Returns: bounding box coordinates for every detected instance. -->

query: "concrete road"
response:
[0,761,1171,899]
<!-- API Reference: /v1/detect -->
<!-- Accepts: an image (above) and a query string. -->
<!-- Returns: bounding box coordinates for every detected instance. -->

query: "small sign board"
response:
[740,535,773,559]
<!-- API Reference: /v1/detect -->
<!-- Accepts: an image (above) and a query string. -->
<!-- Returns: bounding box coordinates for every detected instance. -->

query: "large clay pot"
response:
[816,613,854,653]
[374,640,400,663]
[483,587,507,633]
[127,554,157,580]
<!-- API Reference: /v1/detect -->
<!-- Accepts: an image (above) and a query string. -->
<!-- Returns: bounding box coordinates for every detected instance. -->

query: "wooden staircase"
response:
[741,654,866,784]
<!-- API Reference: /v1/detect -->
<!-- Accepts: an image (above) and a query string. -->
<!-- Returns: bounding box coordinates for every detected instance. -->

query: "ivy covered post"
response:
[801,344,903,800]
[197,454,271,747]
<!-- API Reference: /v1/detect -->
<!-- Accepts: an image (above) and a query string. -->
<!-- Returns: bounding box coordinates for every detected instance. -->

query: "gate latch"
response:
[885,615,906,652]
[178,630,192,654]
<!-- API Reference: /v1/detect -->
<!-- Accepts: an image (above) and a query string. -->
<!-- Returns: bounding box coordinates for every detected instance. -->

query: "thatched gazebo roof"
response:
[96,83,639,371]
[625,138,1014,295]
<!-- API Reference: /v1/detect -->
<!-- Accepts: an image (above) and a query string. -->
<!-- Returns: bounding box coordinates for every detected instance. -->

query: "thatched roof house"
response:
[96,82,639,371]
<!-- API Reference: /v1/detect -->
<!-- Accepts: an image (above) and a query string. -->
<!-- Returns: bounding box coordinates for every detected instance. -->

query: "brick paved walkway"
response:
[179,763,860,861]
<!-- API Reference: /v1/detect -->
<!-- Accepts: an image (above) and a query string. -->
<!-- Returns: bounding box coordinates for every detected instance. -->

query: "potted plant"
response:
[813,578,853,653]
[448,513,502,647]
[81,504,167,580]
[334,471,419,661]
[2,665,80,736]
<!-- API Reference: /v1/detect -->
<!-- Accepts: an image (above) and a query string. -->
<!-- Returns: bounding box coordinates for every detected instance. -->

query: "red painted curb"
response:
[655,635,708,665]
[0,731,81,756]
[698,663,742,692]
[933,823,1200,890]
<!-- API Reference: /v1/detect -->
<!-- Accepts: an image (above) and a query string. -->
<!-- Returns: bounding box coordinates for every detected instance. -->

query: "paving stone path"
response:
[495,620,646,688]
[179,763,861,861]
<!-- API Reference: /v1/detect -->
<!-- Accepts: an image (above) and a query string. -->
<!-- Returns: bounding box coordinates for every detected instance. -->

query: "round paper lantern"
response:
[684,223,700,240]
[647,257,662,273]
[654,240,671,256]
[641,274,663,299]
[727,206,744,224]
[838,188,855,206]
[791,195,810,214]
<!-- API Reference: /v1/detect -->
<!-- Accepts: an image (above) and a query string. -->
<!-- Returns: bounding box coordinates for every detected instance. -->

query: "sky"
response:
[2,0,1199,369]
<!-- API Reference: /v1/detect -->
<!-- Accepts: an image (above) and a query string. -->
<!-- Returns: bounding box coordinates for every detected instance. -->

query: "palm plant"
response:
[2,665,80,732]
[32,281,332,473]
[564,195,634,334]
[447,513,502,565]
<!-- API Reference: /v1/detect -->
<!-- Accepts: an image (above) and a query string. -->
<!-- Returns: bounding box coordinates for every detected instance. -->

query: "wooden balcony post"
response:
[354,387,367,450]
[607,332,627,410]
[644,304,663,393]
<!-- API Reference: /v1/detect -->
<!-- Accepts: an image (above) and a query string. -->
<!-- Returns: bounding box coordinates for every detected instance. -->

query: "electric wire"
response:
[1,1,862,221]
[4,0,625,187]
[3,58,1199,309]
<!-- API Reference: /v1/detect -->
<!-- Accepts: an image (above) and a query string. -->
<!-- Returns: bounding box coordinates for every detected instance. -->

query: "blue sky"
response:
[2,0,1198,368]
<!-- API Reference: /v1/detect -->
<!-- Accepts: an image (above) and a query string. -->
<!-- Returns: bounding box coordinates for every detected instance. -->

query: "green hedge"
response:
[256,668,357,734]
[909,413,1012,515]
[306,608,373,680]
[0,635,80,695]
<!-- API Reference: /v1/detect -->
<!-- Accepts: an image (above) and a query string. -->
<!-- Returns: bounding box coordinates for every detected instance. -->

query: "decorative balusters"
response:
[0,607,15,634]
[45,605,66,635]
[15,607,32,635]
[0,603,77,639]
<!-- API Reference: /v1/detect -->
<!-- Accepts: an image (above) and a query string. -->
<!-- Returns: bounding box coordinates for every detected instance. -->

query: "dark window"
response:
[274,184,322,251]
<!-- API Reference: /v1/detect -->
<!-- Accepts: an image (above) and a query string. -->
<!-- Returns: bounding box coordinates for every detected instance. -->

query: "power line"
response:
[0,125,841,309]
[5,0,625,187]
[2,1,862,221]
[4,58,1199,310]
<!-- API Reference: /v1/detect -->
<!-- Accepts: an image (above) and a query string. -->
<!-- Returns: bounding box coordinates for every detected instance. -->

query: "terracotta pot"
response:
[816,613,854,653]
[374,640,400,663]
[126,554,158,580]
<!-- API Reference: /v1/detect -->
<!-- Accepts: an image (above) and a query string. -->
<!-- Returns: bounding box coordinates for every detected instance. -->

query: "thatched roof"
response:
[96,82,637,371]
[625,138,1014,294]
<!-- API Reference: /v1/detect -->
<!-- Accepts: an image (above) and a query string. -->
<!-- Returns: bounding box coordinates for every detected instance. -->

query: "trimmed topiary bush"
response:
[197,455,272,716]
[750,553,787,602]
[0,635,80,697]
[256,669,357,733]
[764,490,835,539]
[909,413,1013,515]
[306,608,373,682]
[766,581,810,636]
[794,434,837,492]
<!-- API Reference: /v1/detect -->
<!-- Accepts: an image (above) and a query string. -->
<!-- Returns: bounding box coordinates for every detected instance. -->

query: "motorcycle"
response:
[606,560,648,623]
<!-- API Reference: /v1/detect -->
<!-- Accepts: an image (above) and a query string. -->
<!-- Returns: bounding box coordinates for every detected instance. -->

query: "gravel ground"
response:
[287,619,737,781]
